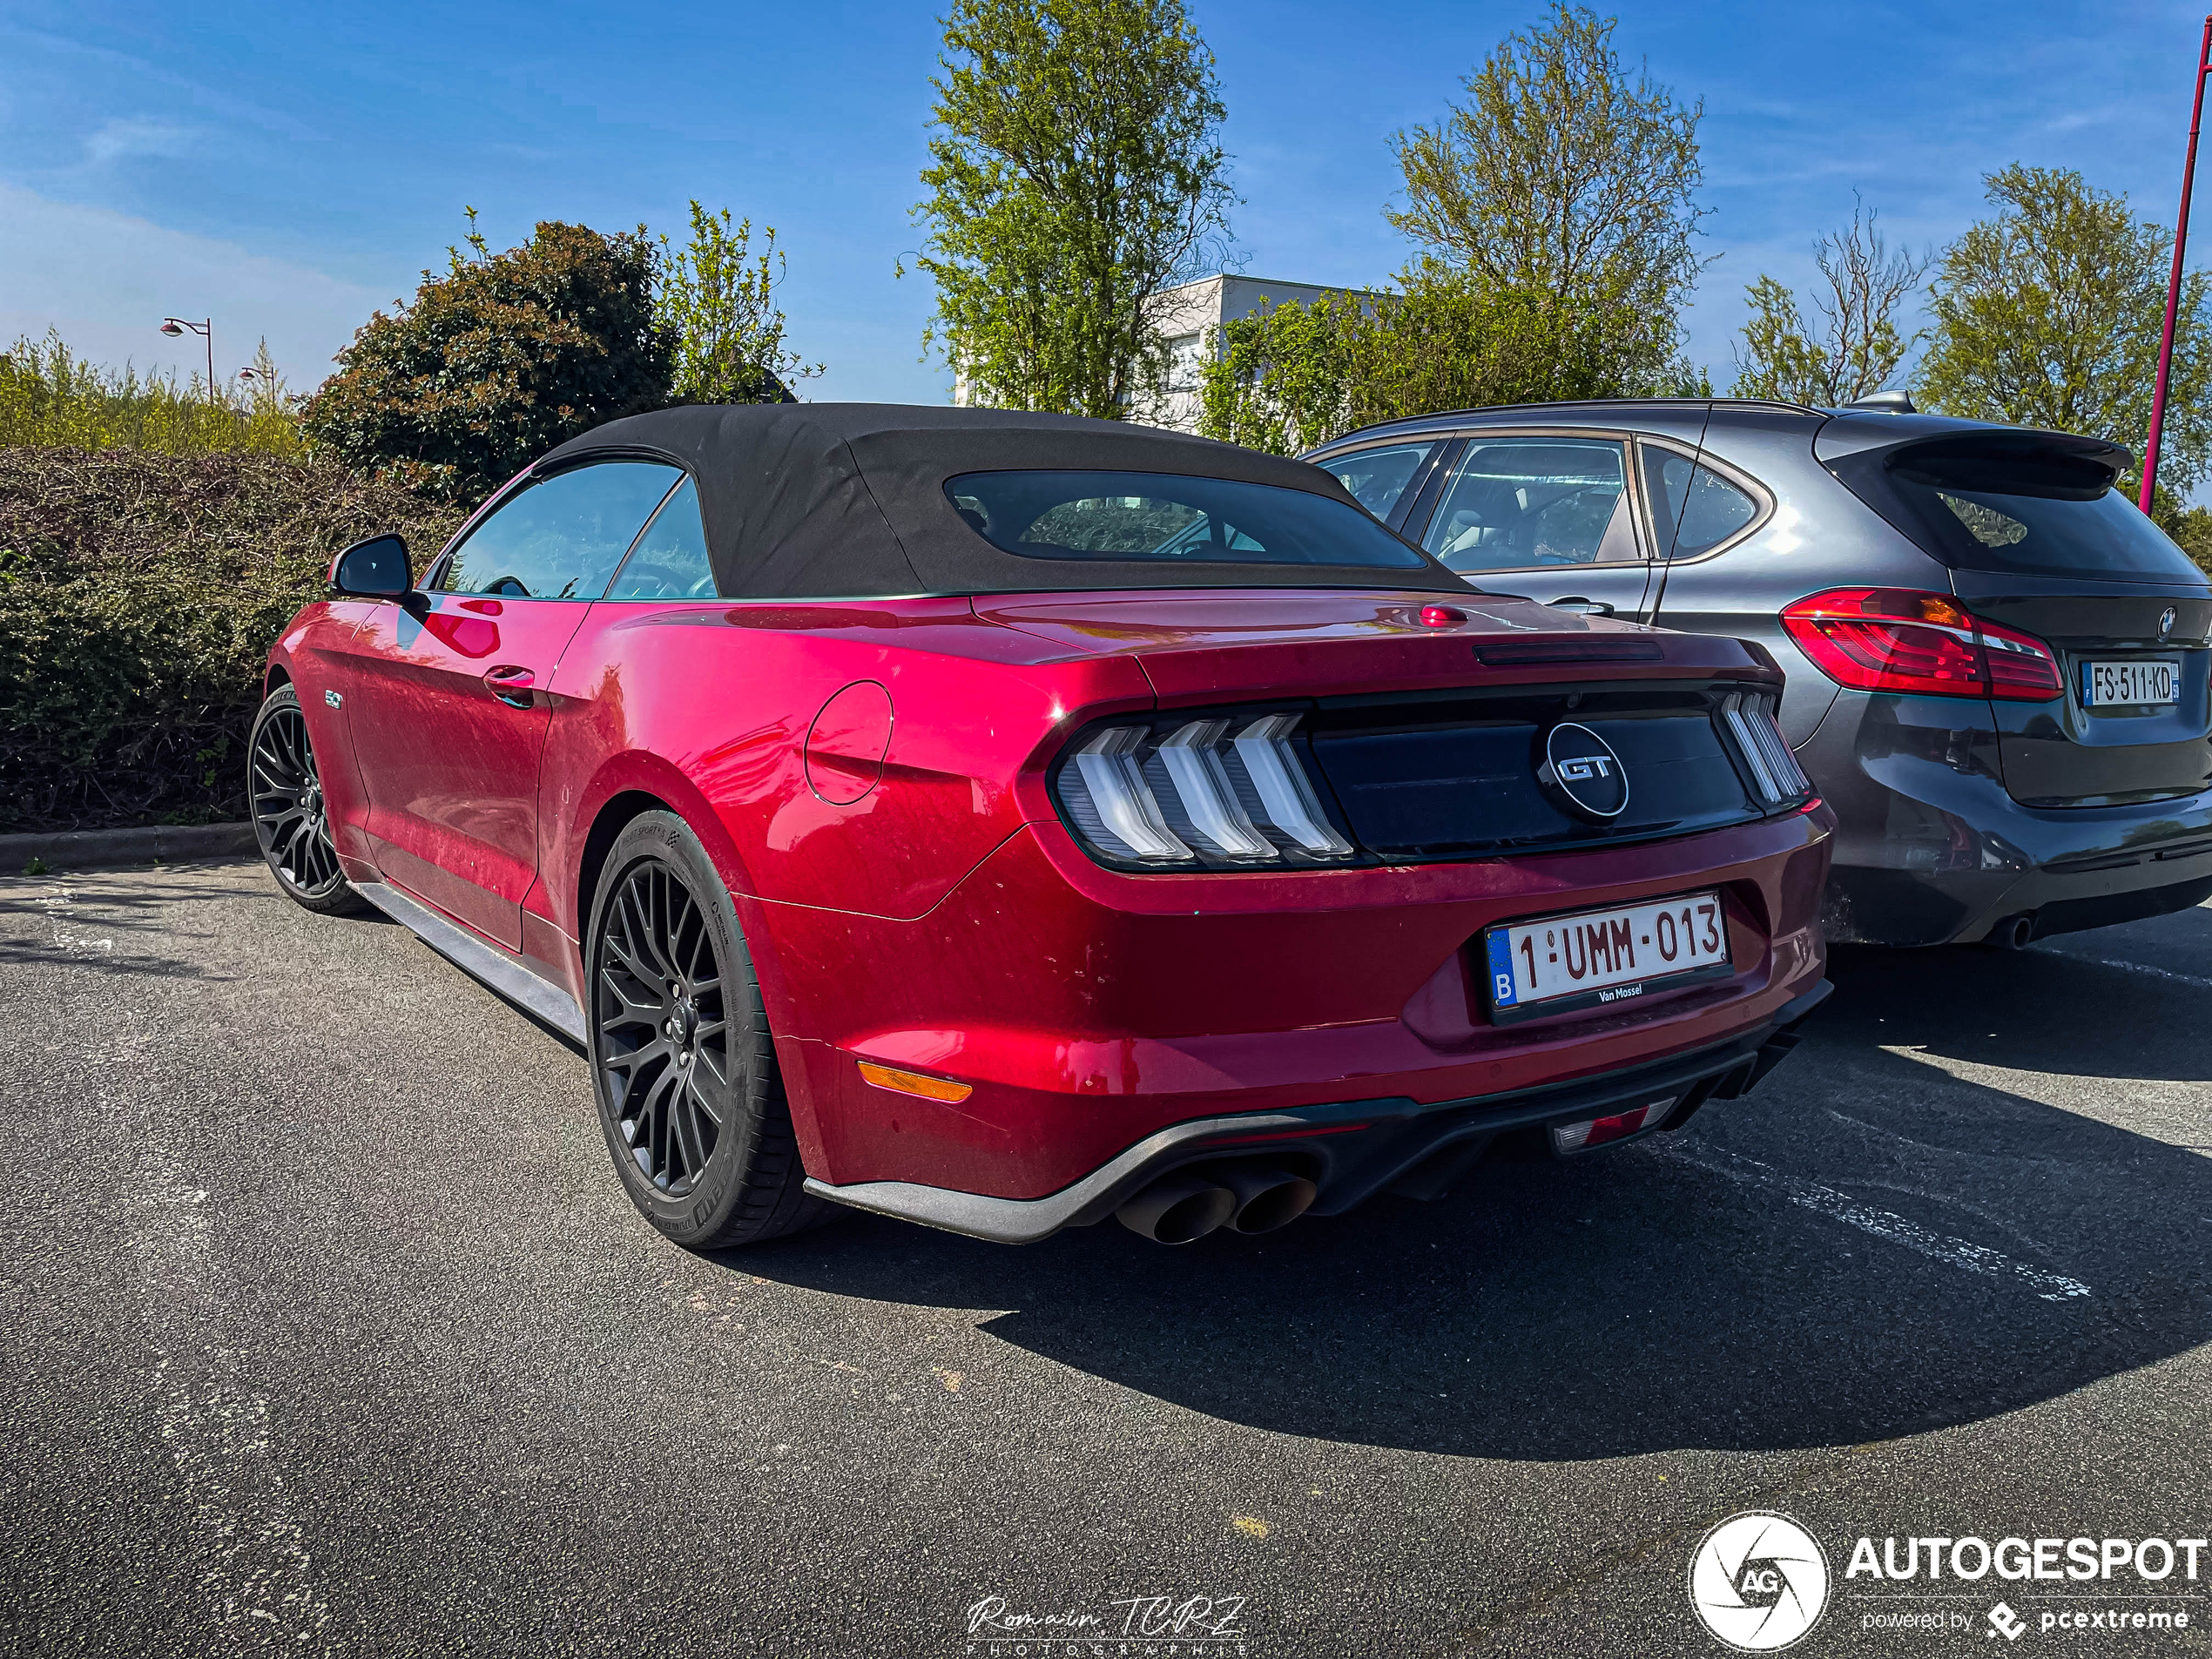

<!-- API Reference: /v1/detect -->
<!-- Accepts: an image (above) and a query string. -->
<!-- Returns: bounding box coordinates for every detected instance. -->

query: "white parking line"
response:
[135,1175,336,1649]
[1651,1140,2094,1301]
[2031,948,2212,991]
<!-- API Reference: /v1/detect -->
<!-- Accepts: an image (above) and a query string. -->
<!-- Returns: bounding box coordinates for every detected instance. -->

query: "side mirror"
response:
[329,535,428,616]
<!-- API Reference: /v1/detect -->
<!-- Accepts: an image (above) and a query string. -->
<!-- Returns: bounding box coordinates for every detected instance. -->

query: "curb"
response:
[2,822,260,873]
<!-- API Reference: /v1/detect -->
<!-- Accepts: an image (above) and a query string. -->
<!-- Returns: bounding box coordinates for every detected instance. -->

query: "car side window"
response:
[1640,447,1762,560]
[436,462,683,599]
[604,475,716,600]
[1419,438,1636,574]
[1313,442,1436,522]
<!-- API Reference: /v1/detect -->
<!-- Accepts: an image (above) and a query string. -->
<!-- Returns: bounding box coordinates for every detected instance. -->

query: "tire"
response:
[248,684,370,916]
[585,811,829,1249]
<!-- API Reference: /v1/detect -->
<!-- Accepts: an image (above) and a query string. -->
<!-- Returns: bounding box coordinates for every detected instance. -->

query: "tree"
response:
[1732,199,1928,405]
[1918,164,2212,493]
[910,0,1232,418]
[303,214,672,501]
[1386,3,1707,393]
[1197,290,1363,455]
[656,203,820,405]
[1198,263,1714,457]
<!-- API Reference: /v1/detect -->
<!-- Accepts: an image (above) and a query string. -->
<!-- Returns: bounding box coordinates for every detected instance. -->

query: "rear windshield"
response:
[1845,444,2202,582]
[945,469,1431,570]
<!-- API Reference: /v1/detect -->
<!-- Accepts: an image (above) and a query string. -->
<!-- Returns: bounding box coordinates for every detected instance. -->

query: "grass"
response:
[0,330,305,457]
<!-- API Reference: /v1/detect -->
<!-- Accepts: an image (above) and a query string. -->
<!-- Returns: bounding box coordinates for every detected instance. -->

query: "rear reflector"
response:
[1550,1096,1677,1154]
[858,1062,974,1103]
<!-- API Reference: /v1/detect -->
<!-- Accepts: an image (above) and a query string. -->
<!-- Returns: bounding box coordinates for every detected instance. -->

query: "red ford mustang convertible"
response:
[254,406,1832,1248]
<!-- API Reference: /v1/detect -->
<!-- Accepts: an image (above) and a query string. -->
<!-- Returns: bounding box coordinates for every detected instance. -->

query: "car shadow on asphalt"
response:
[732,940,2212,1460]
[0,873,251,981]
[0,866,401,982]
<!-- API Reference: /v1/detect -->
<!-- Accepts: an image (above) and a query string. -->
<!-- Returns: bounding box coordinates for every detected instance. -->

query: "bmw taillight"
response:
[1778,588,2062,702]
[1052,711,1355,870]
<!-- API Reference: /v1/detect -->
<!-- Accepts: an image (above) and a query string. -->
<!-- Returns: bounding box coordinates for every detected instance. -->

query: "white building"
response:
[948,272,1374,435]
[1137,273,1375,435]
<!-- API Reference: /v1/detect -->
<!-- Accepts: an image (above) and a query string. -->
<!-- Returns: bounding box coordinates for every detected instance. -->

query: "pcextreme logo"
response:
[1689,1512,1832,1651]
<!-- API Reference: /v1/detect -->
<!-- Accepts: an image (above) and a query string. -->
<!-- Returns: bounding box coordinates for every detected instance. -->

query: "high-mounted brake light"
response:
[1779,587,2062,702]
[1054,711,1355,870]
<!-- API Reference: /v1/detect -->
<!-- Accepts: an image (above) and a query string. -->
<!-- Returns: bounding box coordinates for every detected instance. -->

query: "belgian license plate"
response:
[2081,658,2179,708]
[1484,891,1730,1023]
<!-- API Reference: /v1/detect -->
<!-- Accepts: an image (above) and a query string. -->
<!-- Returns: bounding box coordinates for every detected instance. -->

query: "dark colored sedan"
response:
[251,404,1831,1251]
[1309,401,2212,948]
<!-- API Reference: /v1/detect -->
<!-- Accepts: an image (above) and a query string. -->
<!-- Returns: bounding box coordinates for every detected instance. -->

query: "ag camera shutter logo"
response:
[1689,1511,1831,1651]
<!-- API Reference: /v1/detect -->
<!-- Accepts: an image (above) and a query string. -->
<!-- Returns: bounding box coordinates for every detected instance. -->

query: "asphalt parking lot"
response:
[1,859,2207,1657]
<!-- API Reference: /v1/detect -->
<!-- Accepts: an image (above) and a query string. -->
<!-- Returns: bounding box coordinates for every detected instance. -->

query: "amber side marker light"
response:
[858,1062,974,1103]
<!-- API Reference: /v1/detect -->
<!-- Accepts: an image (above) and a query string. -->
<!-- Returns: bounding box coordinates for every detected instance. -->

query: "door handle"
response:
[483,664,536,708]
[1549,597,1615,616]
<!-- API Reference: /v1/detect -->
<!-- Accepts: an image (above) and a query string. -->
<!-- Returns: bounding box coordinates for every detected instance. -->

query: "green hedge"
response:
[0,447,463,833]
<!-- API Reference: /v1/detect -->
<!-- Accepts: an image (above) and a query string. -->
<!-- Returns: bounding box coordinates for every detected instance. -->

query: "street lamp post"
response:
[158,316,214,397]
[237,364,280,415]
[2143,17,2212,514]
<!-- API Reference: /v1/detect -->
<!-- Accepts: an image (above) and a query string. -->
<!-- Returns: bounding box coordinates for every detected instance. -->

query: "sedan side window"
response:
[1641,447,1762,560]
[1420,438,1635,574]
[437,462,683,599]
[605,476,716,600]
[1313,442,1436,522]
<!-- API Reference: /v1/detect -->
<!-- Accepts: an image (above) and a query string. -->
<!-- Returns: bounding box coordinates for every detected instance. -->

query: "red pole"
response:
[2142,16,2212,513]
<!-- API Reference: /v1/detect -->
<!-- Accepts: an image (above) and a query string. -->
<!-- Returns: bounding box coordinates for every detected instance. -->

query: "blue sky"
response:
[3,0,2209,407]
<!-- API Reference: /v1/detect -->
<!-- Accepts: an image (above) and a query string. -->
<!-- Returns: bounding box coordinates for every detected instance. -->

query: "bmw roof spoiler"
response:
[1814,417,2134,484]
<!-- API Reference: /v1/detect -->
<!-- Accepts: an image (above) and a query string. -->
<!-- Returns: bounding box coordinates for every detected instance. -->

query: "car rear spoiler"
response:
[1817,424,2143,567]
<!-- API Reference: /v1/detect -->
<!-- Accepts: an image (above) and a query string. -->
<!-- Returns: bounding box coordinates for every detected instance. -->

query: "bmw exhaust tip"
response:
[1987,912,2037,949]
[1216,1163,1318,1234]
[1116,1174,1237,1244]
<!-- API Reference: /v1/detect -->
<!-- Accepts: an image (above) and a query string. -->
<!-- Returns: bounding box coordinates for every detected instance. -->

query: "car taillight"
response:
[1054,711,1356,870]
[1778,588,2062,702]
[1715,688,1812,807]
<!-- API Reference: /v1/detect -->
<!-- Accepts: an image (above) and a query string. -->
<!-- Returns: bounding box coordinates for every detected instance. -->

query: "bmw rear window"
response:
[945,469,1431,569]
[1840,442,2202,582]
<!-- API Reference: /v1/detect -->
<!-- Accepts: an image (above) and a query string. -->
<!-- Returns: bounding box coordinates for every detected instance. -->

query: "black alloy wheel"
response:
[584,811,827,1248]
[595,860,731,1197]
[248,685,366,915]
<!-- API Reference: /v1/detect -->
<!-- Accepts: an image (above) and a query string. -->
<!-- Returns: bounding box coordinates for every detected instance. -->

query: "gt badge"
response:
[1538,722,1629,821]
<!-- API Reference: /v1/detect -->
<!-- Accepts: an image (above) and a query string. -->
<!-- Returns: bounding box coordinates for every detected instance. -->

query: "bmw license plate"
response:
[1484,891,1730,1024]
[2080,658,2180,708]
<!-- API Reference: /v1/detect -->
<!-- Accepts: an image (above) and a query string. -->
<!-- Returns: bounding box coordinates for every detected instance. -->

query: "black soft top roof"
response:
[537,402,1470,598]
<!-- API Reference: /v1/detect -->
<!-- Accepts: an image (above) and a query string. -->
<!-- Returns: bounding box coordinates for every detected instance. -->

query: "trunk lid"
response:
[1818,421,2212,807]
[1953,570,2212,806]
[981,589,1805,864]
[974,587,1770,699]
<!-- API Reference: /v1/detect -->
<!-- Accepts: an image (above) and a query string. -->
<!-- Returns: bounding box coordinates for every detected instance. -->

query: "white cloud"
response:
[0,182,384,390]
[83,116,199,165]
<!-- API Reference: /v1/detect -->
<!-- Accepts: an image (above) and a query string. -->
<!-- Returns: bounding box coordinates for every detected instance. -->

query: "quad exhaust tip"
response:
[1116,1173,1237,1244]
[1116,1163,1318,1244]
[1215,1163,1318,1234]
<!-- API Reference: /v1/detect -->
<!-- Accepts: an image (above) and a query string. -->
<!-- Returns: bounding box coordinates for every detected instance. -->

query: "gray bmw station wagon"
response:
[1307,400,2212,948]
